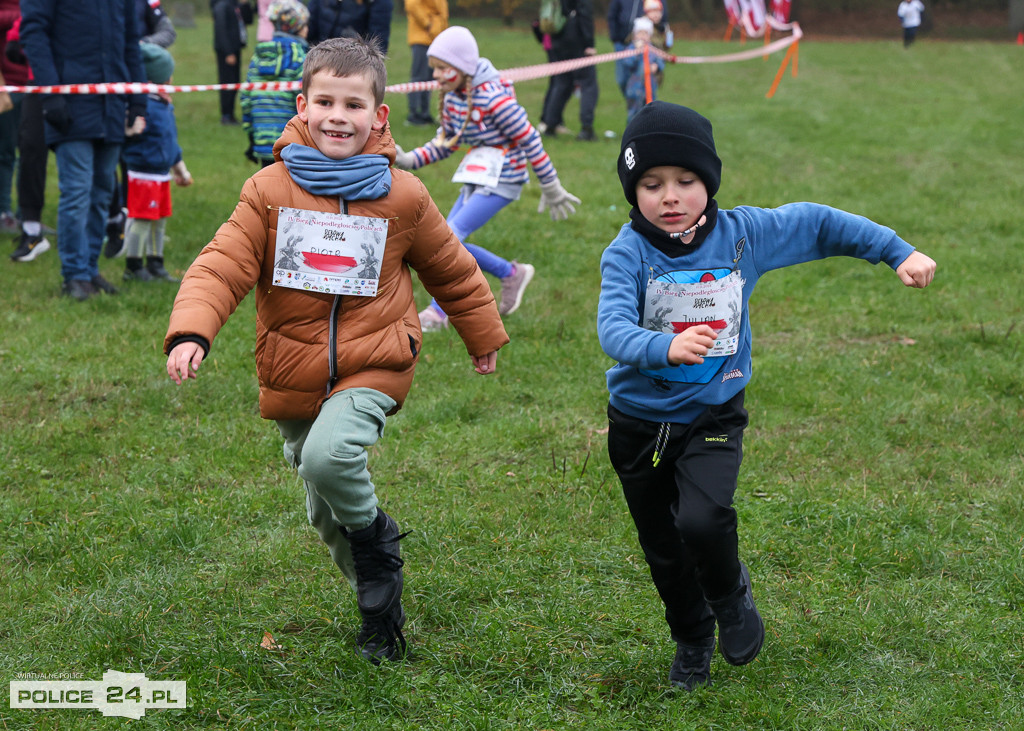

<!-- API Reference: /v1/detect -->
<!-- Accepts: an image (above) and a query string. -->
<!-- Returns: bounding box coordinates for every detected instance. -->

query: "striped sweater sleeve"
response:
[486,87,557,184]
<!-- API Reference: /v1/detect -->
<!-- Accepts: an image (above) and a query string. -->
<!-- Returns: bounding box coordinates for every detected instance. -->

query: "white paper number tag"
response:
[272,207,387,297]
[643,270,743,357]
[451,146,505,187]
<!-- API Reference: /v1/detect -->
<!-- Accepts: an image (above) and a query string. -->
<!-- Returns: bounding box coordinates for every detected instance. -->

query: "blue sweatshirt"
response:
[597,202,916,424]
[122,94,182,174]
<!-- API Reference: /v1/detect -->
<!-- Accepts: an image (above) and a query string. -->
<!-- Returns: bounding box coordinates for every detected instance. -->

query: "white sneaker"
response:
[418,306,449,332]
[498,262,535,315]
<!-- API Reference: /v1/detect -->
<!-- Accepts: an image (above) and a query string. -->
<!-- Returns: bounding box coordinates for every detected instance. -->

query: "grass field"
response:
[1,15,1022,729]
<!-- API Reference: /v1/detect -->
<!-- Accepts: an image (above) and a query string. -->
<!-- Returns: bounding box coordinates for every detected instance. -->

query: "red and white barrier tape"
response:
[0,24,800,96]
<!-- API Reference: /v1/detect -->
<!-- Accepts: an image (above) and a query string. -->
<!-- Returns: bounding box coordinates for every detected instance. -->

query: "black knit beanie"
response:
[617,101,722,207]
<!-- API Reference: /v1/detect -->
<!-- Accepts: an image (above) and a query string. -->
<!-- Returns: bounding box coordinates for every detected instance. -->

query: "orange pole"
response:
[765,42,797,98]
[791,41,799,76]
[723,19,734,42]
[643,44,653,104]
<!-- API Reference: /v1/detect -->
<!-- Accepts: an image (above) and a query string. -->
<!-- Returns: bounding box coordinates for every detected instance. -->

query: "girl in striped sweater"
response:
[395,26,580,330]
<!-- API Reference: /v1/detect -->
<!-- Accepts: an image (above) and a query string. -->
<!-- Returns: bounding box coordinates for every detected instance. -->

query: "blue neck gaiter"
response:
[280,143,392,201]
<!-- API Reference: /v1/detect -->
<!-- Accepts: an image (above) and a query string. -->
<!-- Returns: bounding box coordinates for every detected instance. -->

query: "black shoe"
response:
[220,115,240,126]
[91,274,119,295]
[123,266,154,282]
[343,510,410,664]
[576,126,596,141]
[356,603,408,665]
[669,636,715,691]
[61,279,95,301]
[343,510,407,617]
[146,257,179,282]
[10,232,51,262]
[103,211,126,258]
[708,563,764,666]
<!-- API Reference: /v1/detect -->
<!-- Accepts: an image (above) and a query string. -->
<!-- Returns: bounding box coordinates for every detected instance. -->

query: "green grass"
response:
[2,15,1023,729]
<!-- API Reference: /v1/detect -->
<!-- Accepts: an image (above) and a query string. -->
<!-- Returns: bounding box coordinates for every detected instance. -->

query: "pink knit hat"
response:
[427,26,479,76]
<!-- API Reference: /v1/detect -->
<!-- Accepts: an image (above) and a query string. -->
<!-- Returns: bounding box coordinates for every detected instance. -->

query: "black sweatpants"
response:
[216,53,240,119]
[17,95,48,222]
[607,390,748,642]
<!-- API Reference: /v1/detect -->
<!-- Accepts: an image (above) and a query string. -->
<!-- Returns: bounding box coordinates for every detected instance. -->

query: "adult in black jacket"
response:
[211,0,251,124]
[20,0,147,300]
[307,0,393,52]
[540,0,599,141]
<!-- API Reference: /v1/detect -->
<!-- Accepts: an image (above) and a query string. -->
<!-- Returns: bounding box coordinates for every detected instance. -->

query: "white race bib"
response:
[272,207,387,297]
[451,146,505,187]
[643,270,743,357]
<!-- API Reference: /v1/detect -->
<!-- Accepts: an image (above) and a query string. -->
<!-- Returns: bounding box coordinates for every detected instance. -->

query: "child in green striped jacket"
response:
[241,0,309,167]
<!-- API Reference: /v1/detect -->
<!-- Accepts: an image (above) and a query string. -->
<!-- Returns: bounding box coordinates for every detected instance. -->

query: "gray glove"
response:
[538,178,580,221]
[393,144,416,170]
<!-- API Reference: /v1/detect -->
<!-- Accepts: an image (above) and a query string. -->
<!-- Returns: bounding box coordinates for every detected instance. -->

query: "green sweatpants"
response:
[277,387,397,588]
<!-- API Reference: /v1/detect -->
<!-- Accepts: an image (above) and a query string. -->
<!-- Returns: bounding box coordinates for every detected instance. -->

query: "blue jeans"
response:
[54,139,121,282]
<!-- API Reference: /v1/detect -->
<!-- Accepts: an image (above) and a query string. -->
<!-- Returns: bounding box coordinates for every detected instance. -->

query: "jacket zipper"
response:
[326,198,348,396]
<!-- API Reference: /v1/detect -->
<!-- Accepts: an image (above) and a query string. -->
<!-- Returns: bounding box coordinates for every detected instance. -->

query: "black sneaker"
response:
[356,603,408,665]
[103,210,126,258]
[124,266,154,282]
[669,636,715,691]
[708,563,764,666]
[146,258,179,282]
[576,126,596,141]
[91,274,119,295]
[10,232,51,262]
[61,279,95,301]
[343,510,407,616]
[343,510,410,664]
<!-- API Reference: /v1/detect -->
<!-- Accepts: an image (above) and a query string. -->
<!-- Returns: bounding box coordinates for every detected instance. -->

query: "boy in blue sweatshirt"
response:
[597,102,936,691]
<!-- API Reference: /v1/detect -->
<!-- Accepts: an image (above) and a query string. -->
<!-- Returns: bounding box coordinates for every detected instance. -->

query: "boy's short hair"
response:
[617,101,722,206]
[302,37,387,105]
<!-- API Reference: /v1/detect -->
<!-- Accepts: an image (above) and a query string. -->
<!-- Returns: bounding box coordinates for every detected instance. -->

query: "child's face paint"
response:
[429,58,467,93]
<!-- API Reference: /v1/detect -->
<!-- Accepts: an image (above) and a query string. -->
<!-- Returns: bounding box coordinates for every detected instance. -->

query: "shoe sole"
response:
[11,238,51,262]
[501,264,535,316]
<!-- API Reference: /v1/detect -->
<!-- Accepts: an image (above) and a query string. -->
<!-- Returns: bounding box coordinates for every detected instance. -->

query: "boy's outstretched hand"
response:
[896,251,937,288]
[167,342,205,384]
[668,324,718,366]
[472,351,498,375]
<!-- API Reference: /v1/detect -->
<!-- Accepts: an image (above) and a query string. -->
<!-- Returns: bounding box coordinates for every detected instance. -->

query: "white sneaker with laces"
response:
[499,262,535,315]
[418,306,449,332]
